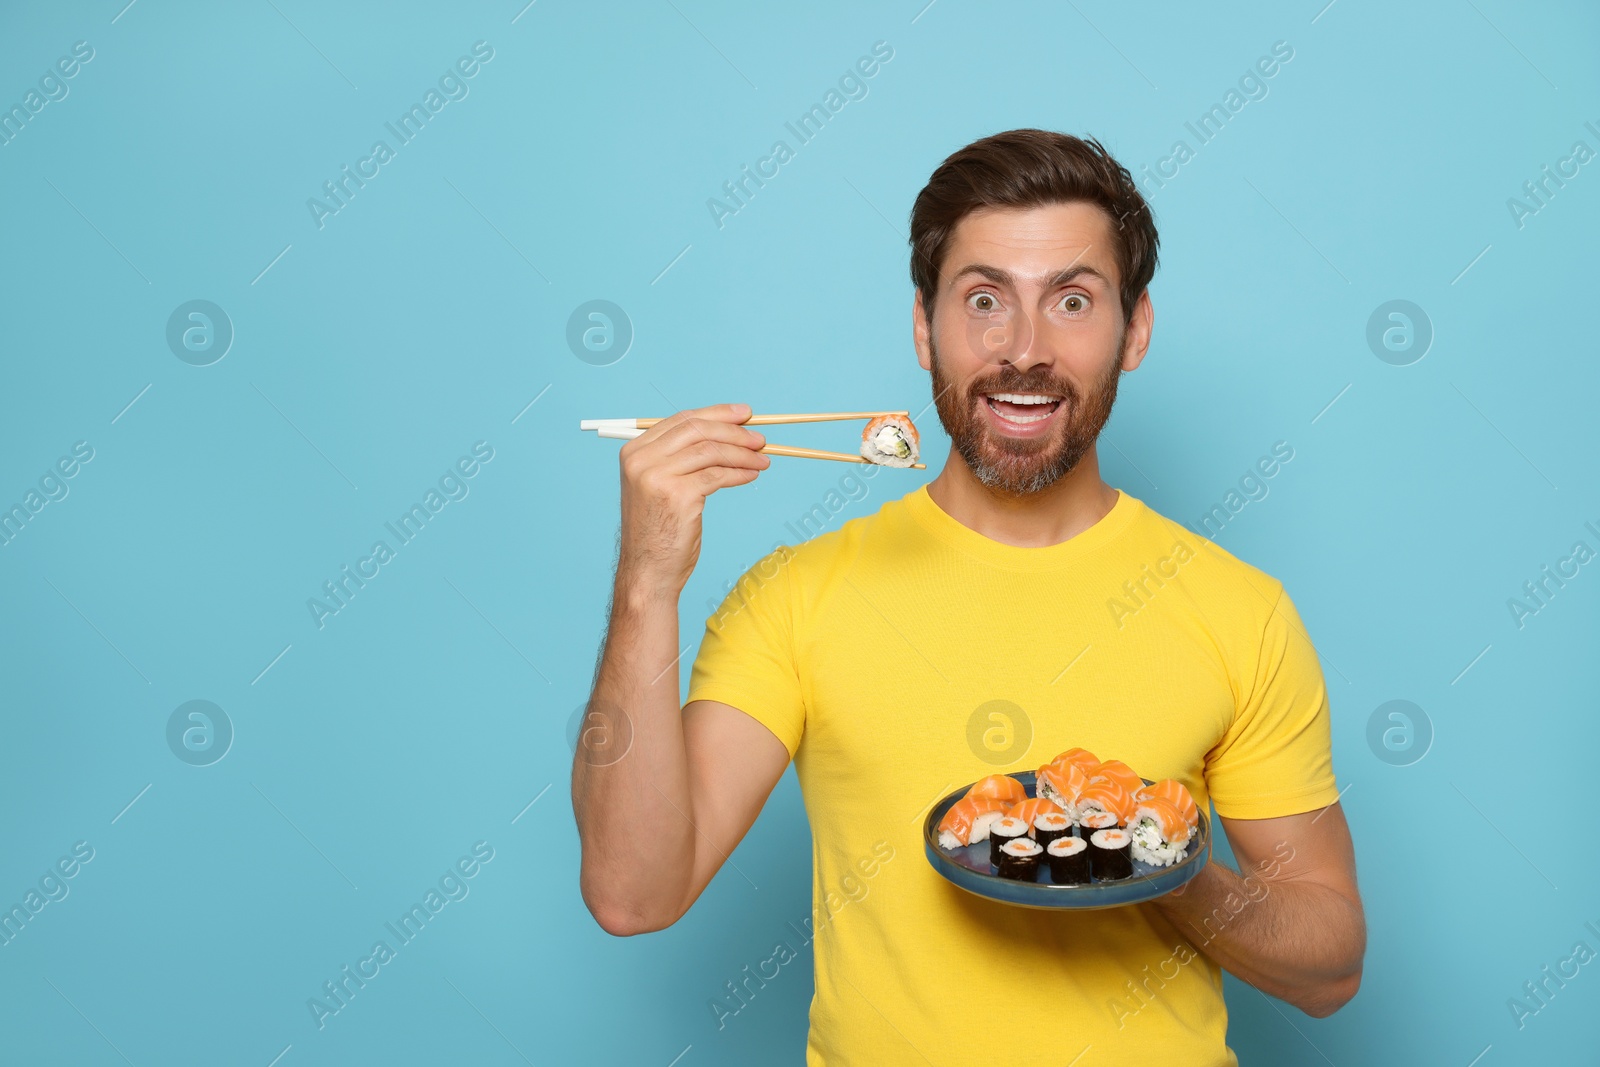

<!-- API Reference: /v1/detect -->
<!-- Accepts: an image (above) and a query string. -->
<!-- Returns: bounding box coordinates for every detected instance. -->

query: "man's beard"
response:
[928,336,1124,496]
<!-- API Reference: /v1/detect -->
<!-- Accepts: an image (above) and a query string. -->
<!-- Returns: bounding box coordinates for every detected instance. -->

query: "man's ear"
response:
[913,289,933,371]
[1119,289,1154,373]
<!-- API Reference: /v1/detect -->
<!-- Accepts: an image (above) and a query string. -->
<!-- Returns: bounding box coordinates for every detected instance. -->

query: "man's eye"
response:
[970,292,999,312]
[1061,293,1089,314]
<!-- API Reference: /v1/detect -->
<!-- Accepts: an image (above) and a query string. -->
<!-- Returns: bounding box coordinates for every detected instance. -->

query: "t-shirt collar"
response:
[901,483,1143,570]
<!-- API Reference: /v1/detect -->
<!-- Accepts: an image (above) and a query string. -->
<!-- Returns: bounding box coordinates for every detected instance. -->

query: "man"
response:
[573,128,1364,1064]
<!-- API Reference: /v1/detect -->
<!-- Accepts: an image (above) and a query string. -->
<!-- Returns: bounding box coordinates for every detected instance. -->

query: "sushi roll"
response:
[1076,781,1134,828]
[996,837,1043,881]
[1128,796,1193,867]
[1036,757,1089,815]
[937,794,1007,851]
[1088,828,1134,880]
[1005,796,1063,833]
[1077,809,1120,838]
[1032,811,1072,849]
[1046,836,1090,884]
[966,774,1028,807]
[1135,778,1200,833]
[1055,747,1100,775]
[860,414,920,468]
[989,816,1029,868]
[1088,759,1144,797]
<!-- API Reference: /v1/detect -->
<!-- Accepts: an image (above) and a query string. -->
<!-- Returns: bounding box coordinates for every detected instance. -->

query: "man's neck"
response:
[924,444,1120,549]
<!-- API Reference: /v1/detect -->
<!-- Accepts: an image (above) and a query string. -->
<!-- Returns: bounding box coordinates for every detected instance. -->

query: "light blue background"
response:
[2,1,1596,1064]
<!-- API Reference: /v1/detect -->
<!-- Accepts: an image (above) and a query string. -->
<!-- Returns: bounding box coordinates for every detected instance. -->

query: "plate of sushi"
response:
[924,748,1210,910]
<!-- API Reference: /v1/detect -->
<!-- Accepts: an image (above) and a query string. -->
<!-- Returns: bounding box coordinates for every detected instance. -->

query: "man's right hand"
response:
[616,403,769,597]
[577,402,789,937]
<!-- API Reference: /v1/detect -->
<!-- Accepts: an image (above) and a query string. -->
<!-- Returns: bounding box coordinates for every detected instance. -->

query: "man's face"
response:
[914,201,1150,495]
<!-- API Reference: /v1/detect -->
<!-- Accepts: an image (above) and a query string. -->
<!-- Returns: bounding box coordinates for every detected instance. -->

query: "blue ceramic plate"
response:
[923,772,1211,910]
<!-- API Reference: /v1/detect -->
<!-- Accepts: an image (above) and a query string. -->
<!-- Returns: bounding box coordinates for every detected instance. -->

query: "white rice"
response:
[938,809,1006,851]
[990,816,1028,842]
[1033,812,1071,835]
[1129,817,1190,867]
[860,423,918,467]
[970,809,1004,843]
[1088,828,1129,850]
[1036,778,1077,818]
[1078,808,1118,832]
[1046,836,1086,857]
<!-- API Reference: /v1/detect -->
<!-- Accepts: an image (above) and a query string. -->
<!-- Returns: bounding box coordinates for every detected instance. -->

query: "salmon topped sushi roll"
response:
[966,773,1027,807]
[1136,778,1200,832]
[1076,780,1134,826]
[860,414,920,468]
[1129,796,1193,867]
[1055,747,1100,776]
[1036,757,1089,816]
[1004,796,1063,832]
[1089,759,1143,797]
[936,794,1007,850]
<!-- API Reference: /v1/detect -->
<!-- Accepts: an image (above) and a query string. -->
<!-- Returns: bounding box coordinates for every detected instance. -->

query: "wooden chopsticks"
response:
[580,412,925,470]
[580,411,908,430]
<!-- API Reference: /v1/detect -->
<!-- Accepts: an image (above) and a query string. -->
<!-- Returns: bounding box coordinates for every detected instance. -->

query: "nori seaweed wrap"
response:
[1089,828,1133,880]
[996,837,1042,881]
[1046,836,1091,884]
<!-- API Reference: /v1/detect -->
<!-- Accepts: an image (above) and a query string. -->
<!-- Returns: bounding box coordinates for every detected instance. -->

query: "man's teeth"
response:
[987,393,1059,405]
[984,392,1061,424]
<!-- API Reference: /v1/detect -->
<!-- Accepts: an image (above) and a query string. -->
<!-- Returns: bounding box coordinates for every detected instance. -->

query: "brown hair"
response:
[909,129,1159,325]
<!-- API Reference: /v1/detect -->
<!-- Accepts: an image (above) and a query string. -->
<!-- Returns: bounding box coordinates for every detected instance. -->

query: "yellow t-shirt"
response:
[687,485,1339,1065]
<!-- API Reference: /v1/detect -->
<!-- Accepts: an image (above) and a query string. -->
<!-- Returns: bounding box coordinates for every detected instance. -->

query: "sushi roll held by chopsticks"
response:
[581,410,925,469]
[860,413,921,468]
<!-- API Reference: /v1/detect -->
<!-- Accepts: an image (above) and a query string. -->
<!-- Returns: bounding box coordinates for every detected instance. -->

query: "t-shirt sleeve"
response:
[1204,584,1341,820]
[685,547,806,758]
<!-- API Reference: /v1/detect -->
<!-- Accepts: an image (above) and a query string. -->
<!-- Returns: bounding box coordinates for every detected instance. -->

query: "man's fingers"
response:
[651,403,753,433]
[619,419,764,479]
[700,402,753,424]
[633,417,766,457]
[616,407,768,492]
[665,439,771,477]
[695,465,763,494]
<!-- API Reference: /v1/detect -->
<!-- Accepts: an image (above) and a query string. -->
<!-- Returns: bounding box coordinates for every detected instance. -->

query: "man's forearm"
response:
[1154,856,1365,1016]
[573,404,772,935]
[573,571,697,934]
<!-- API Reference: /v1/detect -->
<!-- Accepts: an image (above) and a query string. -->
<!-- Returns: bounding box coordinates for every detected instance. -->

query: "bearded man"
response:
[573,128,1364,1066]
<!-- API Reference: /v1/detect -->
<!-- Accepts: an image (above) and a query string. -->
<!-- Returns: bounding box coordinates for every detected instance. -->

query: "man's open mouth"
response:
[982,392,1064,427]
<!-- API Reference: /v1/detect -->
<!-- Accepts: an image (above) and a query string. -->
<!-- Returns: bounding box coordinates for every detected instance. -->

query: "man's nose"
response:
[966,303,1055,370]
[998,305,1058,373]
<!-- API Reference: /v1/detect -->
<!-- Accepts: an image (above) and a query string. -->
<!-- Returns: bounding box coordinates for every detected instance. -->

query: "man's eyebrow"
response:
[948,262,1113,291]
